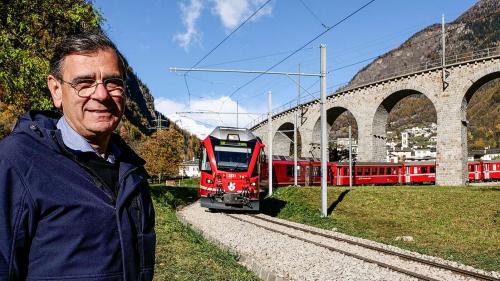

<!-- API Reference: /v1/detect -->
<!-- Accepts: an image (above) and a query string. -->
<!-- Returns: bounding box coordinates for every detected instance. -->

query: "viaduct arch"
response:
[251,49,499,185]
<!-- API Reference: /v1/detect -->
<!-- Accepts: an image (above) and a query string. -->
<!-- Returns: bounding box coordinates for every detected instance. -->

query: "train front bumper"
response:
[200,193,260,211]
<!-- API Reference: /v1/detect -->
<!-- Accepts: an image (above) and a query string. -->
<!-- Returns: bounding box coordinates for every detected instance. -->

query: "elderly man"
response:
[0,31,155,280]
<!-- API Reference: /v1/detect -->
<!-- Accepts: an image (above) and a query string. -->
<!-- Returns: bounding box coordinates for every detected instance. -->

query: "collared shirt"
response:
[56,117,119,164]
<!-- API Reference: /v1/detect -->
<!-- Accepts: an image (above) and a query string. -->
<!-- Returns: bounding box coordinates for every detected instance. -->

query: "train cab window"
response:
[379,167,385,175]
[357,168,363,176]
[200,146,212,172]
[422,167,427,173]
[364,168,370,176]
[372,167,378,175]
[430,166,435,173]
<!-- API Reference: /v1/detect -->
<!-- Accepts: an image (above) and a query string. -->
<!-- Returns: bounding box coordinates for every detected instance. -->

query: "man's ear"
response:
[47,75,63,109]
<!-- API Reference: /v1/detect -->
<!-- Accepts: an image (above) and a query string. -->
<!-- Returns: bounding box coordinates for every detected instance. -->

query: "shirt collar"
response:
[56,117,119,163]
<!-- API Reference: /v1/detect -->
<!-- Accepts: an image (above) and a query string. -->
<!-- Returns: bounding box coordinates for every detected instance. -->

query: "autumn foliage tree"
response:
[138,128,184,181]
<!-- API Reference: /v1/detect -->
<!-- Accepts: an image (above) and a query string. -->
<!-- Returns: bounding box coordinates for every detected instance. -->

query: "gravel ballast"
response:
[177,202,499,281]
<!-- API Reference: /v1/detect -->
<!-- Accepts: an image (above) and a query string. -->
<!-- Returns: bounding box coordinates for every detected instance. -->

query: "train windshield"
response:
[213,144,253,172]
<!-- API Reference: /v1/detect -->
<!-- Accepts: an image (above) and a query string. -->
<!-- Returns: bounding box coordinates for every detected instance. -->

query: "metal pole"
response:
[294,111,298,186]
[236,100,239,128]
[441,14,446,81]
[294,64,300,186]
[349,124,352,188]
[320,44,327,217]
[268,91,273,196]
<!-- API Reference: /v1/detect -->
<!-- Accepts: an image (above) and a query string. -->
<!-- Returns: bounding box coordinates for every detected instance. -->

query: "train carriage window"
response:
[413,167,418,174]
[357,168,363,176]
[430,166,435,173]
[422,167,427,173]
[379,167,385,175]
[493,164,497,171]
[286,165,295,177]
[372,167,378,175]
[470,165,475,172]
[314,166,321,176]
[364,168,370,176]
[200,145,212,172]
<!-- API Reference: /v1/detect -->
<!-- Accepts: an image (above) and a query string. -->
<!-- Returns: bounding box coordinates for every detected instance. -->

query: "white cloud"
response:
[173,0,204,50]
[155,96,263,139]
[211,0,273,30]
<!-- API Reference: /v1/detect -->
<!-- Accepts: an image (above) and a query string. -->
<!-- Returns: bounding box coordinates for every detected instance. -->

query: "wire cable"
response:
[185,0,273,74]
[297,0,329,29]
[200,46,315,68]
[224,0,377,103]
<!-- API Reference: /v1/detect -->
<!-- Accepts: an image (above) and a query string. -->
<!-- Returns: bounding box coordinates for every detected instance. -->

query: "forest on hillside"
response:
[0,0,199,179]
[336,0,499,150]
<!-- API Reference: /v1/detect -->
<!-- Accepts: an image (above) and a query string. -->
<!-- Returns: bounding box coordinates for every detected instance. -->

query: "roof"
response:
[209,126,257,142]
[180,159,199,166]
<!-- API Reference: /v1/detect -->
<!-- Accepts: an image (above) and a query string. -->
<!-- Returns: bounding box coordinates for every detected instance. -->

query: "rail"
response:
[247,46,500,129]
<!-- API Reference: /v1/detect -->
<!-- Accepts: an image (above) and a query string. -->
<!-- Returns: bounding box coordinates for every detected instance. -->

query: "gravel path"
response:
[177,201,499,281]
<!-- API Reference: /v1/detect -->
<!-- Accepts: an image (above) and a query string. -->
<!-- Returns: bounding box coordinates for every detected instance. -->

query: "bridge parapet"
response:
[249,46,499,130]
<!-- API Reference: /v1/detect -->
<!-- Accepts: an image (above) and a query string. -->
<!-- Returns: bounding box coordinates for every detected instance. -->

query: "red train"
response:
[269,156,500,186]
[198,127,265,211]
[198,127,499,211]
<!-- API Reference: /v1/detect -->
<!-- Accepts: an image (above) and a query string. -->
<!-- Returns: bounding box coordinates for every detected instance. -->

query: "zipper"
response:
[52,132,117,207]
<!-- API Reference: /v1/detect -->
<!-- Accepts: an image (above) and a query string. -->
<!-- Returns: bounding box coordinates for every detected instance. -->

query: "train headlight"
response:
[250,182,256,186]
[206,178,214,184]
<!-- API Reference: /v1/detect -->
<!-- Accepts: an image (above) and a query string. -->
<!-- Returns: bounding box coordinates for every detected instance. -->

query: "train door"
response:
[405,166,411,184]
[484,163,490,180]
[475,164,480,181]
[305,165,311,186]
[336,166,343,186]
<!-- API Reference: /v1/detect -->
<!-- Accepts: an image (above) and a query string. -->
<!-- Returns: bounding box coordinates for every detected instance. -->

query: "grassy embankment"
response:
[151,181,499,276]
[262,185,500,272]
[150,179,260,281]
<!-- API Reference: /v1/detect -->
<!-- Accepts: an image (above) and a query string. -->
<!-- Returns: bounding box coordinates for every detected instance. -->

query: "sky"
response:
[93,0,478,139]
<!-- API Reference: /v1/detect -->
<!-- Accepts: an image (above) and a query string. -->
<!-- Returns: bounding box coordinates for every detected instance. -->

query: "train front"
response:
[198,127,265,211]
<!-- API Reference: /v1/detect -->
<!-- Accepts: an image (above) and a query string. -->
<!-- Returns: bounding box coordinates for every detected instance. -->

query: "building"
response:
[179,159,200,177]
[401,132,409,149]
[468,148,500,161]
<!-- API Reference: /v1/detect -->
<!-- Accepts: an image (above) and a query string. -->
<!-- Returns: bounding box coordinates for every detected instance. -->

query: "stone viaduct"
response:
[250,47,499,186]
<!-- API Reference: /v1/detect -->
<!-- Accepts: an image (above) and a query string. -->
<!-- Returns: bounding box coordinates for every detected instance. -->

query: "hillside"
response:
[341,0,499,149]
[0,0,199,163]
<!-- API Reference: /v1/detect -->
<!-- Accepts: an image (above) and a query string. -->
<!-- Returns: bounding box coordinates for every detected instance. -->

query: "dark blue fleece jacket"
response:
[0,111,155,281]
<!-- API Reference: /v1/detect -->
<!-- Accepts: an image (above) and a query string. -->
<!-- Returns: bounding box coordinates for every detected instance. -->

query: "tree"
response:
[0,0,102,112]
[138,128,184,181]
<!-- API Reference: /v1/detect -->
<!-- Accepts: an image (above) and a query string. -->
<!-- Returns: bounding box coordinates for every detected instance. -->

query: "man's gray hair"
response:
[49,30,128,80]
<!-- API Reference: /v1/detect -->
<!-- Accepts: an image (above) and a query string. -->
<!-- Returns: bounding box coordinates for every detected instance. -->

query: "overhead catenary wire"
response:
[184,0,273,74]
[183,0,273,109]
[297,0,329,29]
[200,46,315,68]
[223,0,377,104]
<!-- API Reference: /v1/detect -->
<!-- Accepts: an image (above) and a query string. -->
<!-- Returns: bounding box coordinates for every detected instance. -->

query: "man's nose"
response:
[91,82,111,101]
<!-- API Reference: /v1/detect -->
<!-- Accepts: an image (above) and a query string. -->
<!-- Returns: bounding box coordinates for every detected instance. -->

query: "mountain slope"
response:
[341,0,499,149]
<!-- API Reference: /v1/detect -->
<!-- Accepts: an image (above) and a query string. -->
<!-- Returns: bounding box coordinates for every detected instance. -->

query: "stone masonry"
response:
[251,55,500,186]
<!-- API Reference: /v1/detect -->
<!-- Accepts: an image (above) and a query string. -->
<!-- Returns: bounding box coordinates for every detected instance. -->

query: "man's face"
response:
[48,48,125,140]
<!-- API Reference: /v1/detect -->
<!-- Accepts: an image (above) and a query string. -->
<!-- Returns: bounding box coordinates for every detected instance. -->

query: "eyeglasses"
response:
[60,78,126,98]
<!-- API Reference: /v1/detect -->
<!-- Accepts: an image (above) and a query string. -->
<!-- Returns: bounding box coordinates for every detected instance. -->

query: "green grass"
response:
[151,183,260,281]
[262,185,500,272]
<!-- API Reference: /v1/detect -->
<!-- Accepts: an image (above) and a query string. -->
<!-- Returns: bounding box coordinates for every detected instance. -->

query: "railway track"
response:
[226,213,499,281]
